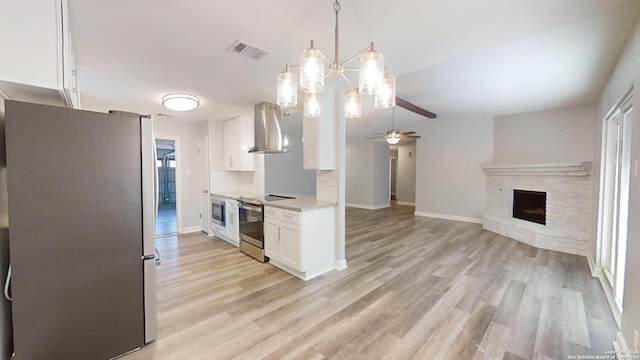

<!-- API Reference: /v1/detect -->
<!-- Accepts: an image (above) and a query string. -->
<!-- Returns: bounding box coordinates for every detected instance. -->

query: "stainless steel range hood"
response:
[248,102,285,154]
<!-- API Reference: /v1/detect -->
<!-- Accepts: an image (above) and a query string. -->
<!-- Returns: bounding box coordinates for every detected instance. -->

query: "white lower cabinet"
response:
[265,220,301,271]
[225,199,240,246]
[264,205,335,280]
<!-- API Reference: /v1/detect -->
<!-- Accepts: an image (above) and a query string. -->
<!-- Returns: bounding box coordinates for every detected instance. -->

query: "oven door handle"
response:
[239,204,263,213]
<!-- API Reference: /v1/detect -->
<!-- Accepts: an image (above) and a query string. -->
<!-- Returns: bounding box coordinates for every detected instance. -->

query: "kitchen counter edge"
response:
[211,192,337,212]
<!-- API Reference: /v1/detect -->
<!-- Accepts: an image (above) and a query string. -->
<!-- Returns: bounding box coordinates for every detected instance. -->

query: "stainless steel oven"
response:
[238,199,267,262]
[210,195,226,227]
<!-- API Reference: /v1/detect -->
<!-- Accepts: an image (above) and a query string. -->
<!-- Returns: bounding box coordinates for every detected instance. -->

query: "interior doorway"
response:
[199,136,210,233]
[393,141,417,206]
[390,152,398,202]
[156,138,178,236]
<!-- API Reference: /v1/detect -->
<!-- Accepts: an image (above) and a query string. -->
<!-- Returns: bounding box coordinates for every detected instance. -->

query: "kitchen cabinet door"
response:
[223,114,254,171]
[279,223,301,271]
[264,220,279,259]
[303,115,335,170]
[0,0,81,109]
[223,118,238,170]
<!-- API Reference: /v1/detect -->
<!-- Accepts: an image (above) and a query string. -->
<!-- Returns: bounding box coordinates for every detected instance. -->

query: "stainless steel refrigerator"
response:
[4,100,157,360]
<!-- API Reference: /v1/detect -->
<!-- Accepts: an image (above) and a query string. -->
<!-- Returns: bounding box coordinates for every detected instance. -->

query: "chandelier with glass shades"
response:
[276,0,396,119]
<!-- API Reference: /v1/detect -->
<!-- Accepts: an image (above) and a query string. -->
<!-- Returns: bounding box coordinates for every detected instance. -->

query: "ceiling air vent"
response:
[227,40,269,60]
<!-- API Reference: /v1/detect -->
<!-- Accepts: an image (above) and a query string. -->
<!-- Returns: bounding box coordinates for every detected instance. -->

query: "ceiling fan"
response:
[366,107,422,144]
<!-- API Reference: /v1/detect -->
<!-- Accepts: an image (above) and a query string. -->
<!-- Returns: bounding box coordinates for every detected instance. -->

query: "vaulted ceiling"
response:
[69,0,640,138]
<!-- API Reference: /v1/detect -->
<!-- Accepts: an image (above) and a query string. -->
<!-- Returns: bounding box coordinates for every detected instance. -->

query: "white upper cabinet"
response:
[0,0,81,109]
[303,115,335,170]
[223,113,255,171]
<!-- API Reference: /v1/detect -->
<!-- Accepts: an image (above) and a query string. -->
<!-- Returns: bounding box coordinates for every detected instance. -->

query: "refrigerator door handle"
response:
[142,255,155,260]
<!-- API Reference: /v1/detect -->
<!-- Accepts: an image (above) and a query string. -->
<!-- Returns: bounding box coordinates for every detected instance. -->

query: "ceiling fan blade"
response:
[396,97,437,119]
[399,131,417,135]
[403,135,422,139]
[398,133,421,138]
[375,132,387,135]
[365,136,384,139]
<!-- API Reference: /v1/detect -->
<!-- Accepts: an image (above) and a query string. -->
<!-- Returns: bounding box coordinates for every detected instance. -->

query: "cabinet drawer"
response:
[264,206,300,224]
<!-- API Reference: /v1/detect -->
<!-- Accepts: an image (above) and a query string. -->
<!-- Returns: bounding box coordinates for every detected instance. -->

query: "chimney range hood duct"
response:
[248,102,285,154]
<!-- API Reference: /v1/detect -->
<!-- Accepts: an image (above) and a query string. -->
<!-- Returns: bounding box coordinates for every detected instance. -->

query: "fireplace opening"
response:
[513,190,546,225]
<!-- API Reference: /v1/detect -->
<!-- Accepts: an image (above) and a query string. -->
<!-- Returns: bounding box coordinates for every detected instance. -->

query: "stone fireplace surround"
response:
[482,162,592,256]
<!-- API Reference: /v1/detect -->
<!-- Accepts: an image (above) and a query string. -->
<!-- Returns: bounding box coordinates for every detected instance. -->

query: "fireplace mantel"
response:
[482,161,591,176]
[482,161,593,256]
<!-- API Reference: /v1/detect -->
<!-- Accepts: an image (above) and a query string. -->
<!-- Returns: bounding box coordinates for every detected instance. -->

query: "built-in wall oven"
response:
[210,195,226,227]
[238,198,267,262]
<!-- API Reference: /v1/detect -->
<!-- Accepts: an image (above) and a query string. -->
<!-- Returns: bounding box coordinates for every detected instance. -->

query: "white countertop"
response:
[211,192,336,211]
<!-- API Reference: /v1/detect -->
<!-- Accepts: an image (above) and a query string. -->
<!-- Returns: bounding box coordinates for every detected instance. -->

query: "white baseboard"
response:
[613,331,629,353]
[346,203,390,210]
[334,259,347,270]
[587,252,622,329]
[396,201,415,206]
[414,211,483,224]
[587,252,598,277]
[180,226,202,234]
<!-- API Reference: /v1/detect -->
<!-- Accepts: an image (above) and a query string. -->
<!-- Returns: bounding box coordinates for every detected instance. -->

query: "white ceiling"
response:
[69,0,640,140]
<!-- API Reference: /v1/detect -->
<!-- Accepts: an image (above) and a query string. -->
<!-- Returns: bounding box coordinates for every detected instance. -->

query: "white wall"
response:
[597,18,640,351]
[396,142,417,204]
[346,141,374,207]
[415,116,494,222]
[494,104,598,164]
[0,100,12,360]
[373,142,390,206]
[154,117,202,231]
[345,141,390,208]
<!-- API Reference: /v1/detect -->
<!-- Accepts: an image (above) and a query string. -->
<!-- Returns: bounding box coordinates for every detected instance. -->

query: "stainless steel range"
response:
[238,195,294,262]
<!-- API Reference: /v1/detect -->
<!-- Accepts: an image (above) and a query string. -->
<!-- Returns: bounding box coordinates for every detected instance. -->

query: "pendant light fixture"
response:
[345,89,361,119]
[304,93,321,117]
[375,68,396,109]
[275,0,395,118]
[276,65,297,108]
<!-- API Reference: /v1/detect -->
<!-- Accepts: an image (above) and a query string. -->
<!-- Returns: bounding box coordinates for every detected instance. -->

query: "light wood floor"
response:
[121,205,617,360]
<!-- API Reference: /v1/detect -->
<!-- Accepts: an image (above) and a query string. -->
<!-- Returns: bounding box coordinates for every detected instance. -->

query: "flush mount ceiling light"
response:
[161,93,200,112]
[276,0,396,118]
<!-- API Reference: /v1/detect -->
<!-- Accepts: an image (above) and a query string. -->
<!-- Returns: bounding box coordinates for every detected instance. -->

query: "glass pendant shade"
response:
[277,70,298,108]
[344,89,361,118]
[386,136,401,145]
[359,50,384,95]
[300,47,324,93]
[304,93,321,118]
[375,74,396,109]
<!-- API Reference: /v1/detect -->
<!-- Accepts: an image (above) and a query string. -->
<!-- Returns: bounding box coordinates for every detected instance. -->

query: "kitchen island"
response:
[211,192,337,280]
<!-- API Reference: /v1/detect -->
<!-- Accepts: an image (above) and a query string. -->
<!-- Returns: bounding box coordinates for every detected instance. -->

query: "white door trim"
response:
[155,135,182,233]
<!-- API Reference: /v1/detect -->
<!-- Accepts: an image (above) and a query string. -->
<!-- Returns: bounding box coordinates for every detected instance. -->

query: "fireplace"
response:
[483,162,592,256]
[513,190,546,225]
